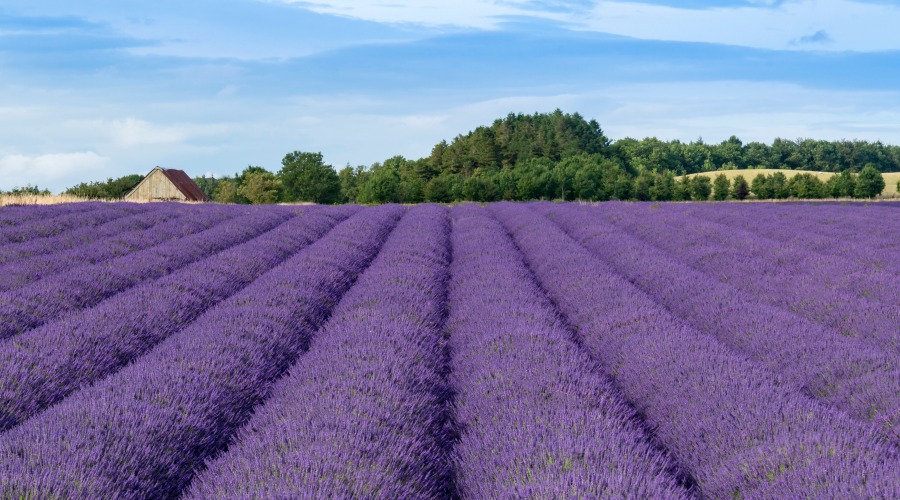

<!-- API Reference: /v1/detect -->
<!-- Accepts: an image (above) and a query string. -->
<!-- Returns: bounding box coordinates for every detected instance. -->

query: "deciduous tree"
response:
[855,164,885,198]
[279,151,341,204]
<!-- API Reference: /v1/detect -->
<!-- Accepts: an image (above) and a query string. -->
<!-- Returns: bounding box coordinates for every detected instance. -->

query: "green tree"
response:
[611,173,633,200]
[751,173,772,199]
[826,169,856,198]
[279,151,341,204]
[712,174,731,200]
[648,171,674,201]
[461,169,500,202]
[770,172,790,199]
[65,174,143,199]
[854,164,885,198]
[358,163,400,204]
[4,184,50,196]
[237,166,269,186]
[787,173,825,199]
[691,176,712,201]
[193,175,223,200]
[424,175,453,203]
[213,179,239,203]
[239,170,281,204]
[633,171,654,201]
[731,175,750,201]
[337,166,360,204]
[570,159,602,200]
[673,176,693,201]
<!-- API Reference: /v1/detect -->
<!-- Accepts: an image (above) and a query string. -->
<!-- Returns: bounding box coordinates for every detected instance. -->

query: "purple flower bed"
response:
[0,201,894,499]
[536,202,900,437]
[489,202,898,498]
[0,202,98,228]
[0,206,284,339]
[678,202,900,272]
[0,205,192,291]
[187,204,451,499]
[0,203,176,265]
[0,202,142,245]
[577,202,899,337]
[443,204,692,498]
[0,205,356,430]
[0,205,403,499]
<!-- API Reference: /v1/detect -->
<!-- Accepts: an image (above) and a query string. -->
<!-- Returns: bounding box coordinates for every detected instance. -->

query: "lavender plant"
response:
[187,204,452,499]
[0,202,102,228]
[444,204,692,498]
[0,206,286,340]
[0,202,141,245]
[537,203,900,437]
[574,202,899,342]
[490,202,899,498]
[0,206,196,291]
[0,204,176,266]
[0,205,403,499]
[679,202,900,272]
[0,206,355,430]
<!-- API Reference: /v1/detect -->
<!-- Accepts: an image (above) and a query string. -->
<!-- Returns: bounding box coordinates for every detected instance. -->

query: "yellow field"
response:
[0,194,96,207]
[678,169,900,198]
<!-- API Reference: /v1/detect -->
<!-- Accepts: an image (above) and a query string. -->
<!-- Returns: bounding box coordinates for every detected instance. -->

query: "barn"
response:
[124,167,209,202]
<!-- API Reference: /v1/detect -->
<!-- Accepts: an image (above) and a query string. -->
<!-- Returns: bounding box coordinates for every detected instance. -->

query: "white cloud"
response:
[279,0,900,51]
[66,118,235,147]
[276,0,570,29]
[0,152,110,191]
[576,0,900,52]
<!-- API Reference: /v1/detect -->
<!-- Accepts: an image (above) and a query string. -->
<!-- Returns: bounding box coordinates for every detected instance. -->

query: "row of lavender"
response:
[0,202,121,244]
[0,202,895,498]
[0,205,357,430]
[491,203,897,497]
[0,204,294,338]
[676,201,899,273]
[442,205,690,498]
[0,204,402,498]
[575,202,899,340]
[536,203,900,437]
[187,205,454,498]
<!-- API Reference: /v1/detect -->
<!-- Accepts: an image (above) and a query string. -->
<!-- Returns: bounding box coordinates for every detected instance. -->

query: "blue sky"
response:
[2,0,900,192]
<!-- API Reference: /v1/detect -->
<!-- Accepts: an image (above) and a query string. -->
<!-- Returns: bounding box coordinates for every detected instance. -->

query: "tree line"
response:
[57,110,899,203]
[0,185,51,196]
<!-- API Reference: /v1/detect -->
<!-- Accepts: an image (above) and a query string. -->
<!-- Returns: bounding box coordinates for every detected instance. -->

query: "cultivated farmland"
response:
[0,201,897,499]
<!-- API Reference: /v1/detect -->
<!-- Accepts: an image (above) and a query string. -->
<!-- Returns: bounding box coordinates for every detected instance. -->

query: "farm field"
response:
[0,201,897,499]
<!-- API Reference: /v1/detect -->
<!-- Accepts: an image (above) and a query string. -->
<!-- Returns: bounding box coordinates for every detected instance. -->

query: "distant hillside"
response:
[54,111,900,204]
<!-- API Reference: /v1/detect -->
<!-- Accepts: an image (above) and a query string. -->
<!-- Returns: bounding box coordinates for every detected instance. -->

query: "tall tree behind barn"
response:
[124,167,210,202]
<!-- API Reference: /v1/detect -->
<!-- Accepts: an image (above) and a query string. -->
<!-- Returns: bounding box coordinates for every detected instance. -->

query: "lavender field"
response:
[0,201,897,499]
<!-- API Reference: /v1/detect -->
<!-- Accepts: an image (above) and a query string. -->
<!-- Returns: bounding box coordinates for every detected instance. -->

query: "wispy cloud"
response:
[278,0,900,52]
[67,118,236,148]
[792,29,833,45]
[570,0,900,52]
[0,152,109,190]
[277,0,570,29]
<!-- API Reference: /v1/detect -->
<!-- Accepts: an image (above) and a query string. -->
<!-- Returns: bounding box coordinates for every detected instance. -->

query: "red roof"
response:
[159,168,209,201]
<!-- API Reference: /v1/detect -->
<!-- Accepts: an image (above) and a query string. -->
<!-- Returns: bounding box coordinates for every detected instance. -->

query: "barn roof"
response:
[126,167,209,202]
[159,168,209,201]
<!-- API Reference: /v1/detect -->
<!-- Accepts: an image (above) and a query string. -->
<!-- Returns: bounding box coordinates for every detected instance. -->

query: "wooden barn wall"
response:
[125,170,188,201]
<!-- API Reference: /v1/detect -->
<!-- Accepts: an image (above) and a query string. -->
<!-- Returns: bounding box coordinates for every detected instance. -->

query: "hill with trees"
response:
[64,110,899,203]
